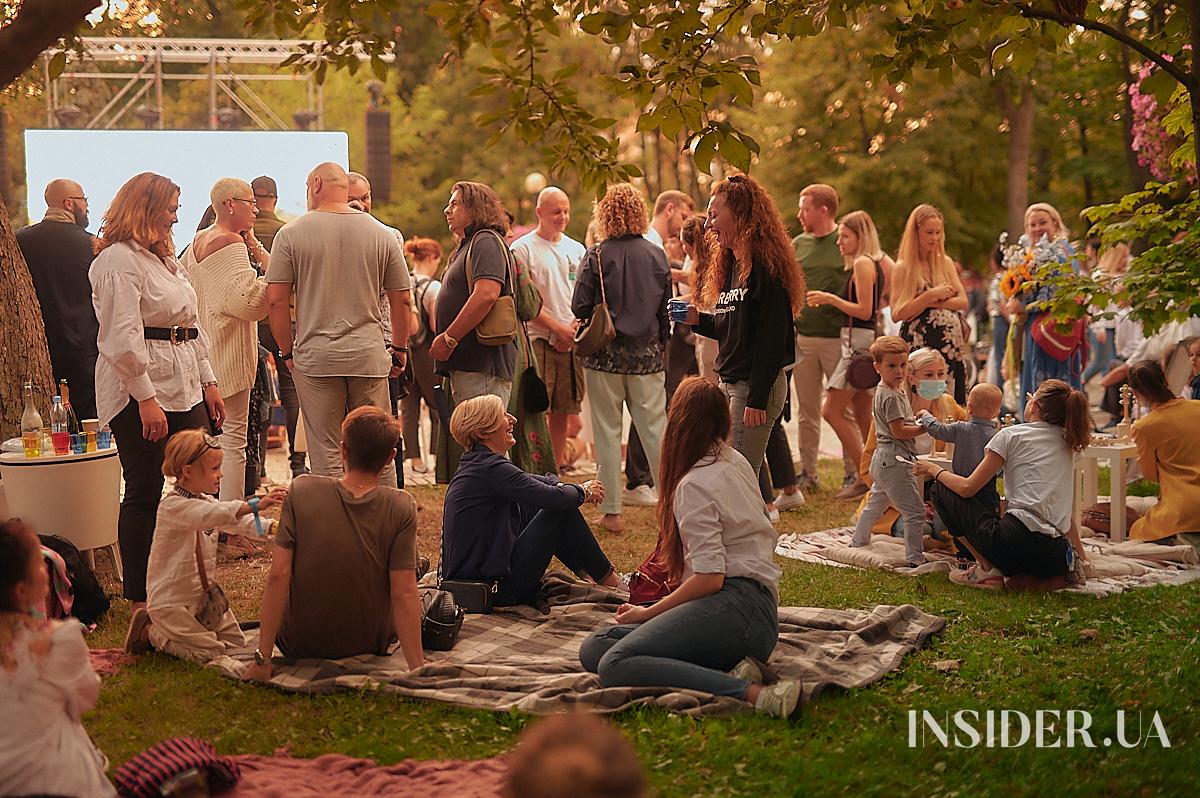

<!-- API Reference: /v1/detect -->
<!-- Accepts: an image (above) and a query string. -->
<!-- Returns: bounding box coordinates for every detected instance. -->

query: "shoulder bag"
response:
[194,530,230,632]
[465,228,519,346]
[573,242,616,357]
[419,587,464,650]
[1030,314,1087,363]
[845,259,884,390]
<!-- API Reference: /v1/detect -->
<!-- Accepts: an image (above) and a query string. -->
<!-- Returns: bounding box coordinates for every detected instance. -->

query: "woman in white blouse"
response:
[0,519,116,797]
[185,178,269,503]
[579,377,802,721]
[90,172,225,608]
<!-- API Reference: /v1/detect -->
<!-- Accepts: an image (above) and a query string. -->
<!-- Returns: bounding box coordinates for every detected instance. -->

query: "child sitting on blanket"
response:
[0,519,117,797]
[850,336,928,567]
[917,382,1003,512]
[124,430,286,661]
[580,378,802,721]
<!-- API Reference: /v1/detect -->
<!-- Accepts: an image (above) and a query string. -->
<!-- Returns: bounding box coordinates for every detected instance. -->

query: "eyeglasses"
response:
[229,197,258,207]
[186,433,222,465]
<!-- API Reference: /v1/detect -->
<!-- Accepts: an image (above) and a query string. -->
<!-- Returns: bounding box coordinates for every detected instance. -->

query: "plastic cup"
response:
[86,430,97,452]
[22,432,40,458]
[52,431,70,455]
[98,429,112,450]
[82,418,100,433]
[70,433,86,454]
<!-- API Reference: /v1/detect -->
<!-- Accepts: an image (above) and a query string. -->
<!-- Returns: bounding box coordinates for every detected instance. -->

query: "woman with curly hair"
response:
[683,174,807,485]
[572,183,672,532]
[891,204,970,404]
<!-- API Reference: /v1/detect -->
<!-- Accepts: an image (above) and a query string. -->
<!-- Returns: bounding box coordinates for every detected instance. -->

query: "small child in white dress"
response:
[124,429,286,661]
[0,518,116,797]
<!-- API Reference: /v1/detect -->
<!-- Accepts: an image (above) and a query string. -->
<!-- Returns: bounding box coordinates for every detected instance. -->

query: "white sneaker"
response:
[754,679,803,721]
[775,490,806,511]
[767,506,781,523]
[622,485,659,506]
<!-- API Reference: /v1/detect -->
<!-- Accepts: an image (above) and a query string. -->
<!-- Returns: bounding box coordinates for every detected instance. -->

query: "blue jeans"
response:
[579,577,778,699]
[1083,328,1116,383]
[990,315,1010,389]
[495,507,614,607]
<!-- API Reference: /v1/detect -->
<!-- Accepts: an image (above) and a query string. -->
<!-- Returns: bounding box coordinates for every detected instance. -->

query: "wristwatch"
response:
[443,332,459,349]
[277,350,293,361]
[254,649,268,666]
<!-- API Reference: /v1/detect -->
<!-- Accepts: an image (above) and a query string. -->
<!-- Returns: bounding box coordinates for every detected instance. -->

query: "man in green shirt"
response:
[792,183,854,491]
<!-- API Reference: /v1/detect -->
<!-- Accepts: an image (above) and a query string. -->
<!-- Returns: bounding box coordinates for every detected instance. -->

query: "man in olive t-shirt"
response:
[792,183,849,490]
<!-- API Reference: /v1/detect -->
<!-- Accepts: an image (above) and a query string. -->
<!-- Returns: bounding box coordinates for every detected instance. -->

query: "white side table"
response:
[0,448,122,578]
[1074,441,1140,541]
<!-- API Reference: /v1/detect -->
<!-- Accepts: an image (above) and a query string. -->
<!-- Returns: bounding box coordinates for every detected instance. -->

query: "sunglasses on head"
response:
[186,433,222,465]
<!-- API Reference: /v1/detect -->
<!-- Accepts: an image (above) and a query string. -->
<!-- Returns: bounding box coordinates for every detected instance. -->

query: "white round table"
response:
[0,448,122,579]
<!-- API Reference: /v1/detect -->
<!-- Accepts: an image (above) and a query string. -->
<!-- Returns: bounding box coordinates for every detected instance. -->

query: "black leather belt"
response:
[144,325,199,344]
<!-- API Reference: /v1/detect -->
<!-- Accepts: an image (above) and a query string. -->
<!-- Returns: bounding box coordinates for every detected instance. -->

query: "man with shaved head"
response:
[16,178,99,417]
[510,186,587,471]
[266,162,412,483]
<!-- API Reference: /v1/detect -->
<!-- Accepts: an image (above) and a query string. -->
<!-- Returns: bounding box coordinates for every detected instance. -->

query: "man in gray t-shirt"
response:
[267,162,411,482]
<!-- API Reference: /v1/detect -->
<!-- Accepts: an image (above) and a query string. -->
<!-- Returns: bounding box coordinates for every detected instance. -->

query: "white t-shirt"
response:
[510,229,585,343]
[985,421,1075,537]
[643,225,665,250]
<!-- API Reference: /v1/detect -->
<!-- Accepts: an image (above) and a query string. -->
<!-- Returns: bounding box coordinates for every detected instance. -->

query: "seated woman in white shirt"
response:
[914,379,1090,589]
[0,519,116,798]
[124,429,286,661]
[185,178,270,504]
[91,172,226,610]
[579,377,802,721]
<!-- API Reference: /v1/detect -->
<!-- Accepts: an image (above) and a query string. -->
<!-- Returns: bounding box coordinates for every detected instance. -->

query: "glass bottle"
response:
[20,382,43,457]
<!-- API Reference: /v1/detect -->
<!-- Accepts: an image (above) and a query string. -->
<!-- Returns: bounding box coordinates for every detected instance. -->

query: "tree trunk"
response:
[0,108,10,209]
[0,192,55,439]
[1077,116,1095,206]
[997,80,1036,237]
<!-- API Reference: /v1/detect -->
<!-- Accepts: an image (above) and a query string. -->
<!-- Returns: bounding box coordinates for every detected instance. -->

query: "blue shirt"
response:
[917,415,999,478]
[442,444,584,582]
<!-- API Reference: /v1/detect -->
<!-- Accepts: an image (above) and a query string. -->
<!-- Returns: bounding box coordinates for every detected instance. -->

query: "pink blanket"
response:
[227,752,509,797]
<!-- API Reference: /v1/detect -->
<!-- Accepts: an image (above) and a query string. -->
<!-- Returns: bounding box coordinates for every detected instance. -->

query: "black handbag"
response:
[440,579,495,614]
[845,259,883,390]
[420,587,464,650]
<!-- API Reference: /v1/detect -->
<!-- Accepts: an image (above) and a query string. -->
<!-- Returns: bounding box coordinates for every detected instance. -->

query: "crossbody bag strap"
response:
[595,242,607,305]
[465,229,514,297]
[194,530,211,593]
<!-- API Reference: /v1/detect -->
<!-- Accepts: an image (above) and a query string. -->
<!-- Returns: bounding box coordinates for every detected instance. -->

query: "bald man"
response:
[16,179,99,417]
[266,162,412,482]
[510,186,587,471]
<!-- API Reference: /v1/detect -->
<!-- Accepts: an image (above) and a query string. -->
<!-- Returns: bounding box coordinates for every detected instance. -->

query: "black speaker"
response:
[365,109,392,203]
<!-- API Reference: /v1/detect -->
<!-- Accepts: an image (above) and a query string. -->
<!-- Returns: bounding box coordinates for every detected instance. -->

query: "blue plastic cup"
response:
[98,429,112,450]
[70,433,85,454]
[668,297,691,323]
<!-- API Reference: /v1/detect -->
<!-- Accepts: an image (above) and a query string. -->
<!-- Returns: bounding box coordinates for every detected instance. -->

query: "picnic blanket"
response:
[776,527,1200,597]
[226,752,507,797]
[207,573,944,716]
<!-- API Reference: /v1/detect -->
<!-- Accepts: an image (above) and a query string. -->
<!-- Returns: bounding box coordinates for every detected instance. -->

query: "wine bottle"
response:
[59,378,82,435]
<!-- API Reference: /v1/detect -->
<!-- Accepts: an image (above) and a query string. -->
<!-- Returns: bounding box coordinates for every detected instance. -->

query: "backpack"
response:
[411,274,434,348]
[38,534,110,624]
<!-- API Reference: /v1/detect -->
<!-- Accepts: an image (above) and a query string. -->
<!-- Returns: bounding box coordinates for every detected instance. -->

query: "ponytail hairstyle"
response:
[0,518,39,613]
[653,378,731,582]
[1128,360,1176,407]
[1031,379,1091,452]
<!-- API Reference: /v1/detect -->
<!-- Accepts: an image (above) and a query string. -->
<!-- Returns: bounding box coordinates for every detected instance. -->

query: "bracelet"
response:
[248,497,264,537]
[202,380,218,388]
[935,468,946,483]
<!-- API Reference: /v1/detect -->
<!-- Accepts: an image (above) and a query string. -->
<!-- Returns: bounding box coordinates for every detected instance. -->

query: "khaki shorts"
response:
[532,338,584,413]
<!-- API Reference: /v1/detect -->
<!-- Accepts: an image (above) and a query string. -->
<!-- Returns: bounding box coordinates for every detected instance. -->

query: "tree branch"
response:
[0,0,99,89]
[1009,1,1191,88]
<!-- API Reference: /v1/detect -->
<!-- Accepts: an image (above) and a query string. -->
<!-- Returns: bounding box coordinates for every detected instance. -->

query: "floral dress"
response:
[899,280,969,404]
[1018,239,1084,413]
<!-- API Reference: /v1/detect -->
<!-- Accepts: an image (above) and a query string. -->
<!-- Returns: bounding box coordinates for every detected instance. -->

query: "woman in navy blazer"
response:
[441,394,619,606]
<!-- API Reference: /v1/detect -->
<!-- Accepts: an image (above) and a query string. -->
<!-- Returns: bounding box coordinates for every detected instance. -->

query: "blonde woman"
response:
[441,395,618,606]
[891,204,970,404]
[185,178,270,504]
[572,183,672,533]
[806,210,893,498]
[90,172,225,607]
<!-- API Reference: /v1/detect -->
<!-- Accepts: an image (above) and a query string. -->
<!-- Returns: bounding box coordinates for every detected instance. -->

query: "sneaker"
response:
[767,506,781,523]
[796,473,820,493]
[600,514,626,534]
[949,564,1005,590]
[835,477,868,500]
[409,459,429,474]
[754,679,804,722]
[622,485,659,506]
[124,608,152,655]
[775,490,806,511]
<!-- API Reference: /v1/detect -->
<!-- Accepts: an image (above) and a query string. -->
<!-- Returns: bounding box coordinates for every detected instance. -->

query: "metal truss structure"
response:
[43,38,331,131]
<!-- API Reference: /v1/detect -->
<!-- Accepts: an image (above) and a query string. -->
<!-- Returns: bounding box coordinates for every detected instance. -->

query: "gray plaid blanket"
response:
[209,574,944,716]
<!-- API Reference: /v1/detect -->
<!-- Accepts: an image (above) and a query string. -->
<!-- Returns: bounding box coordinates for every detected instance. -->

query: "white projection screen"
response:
[24,130,349,243]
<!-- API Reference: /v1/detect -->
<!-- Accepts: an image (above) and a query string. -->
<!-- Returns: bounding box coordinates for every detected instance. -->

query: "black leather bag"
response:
[420,588,464,650]
[441,579,495,614]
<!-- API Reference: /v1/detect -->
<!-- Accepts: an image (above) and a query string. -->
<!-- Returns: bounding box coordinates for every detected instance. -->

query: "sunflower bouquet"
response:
[997,232,1074,300]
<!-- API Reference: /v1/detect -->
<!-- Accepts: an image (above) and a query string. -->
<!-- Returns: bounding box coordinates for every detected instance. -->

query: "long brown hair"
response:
[695,174,806,313]
[1032,379,1091,452]
[96,172,180,260]
[1128,360,1176,407]
[452,180,511,234]
[653,377,731,582]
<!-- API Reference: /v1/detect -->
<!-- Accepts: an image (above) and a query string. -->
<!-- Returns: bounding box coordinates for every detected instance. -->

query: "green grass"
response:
[85,459,1198,797]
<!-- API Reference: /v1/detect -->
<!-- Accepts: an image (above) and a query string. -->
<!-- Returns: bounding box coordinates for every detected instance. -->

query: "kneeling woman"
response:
[914,379,1090,588]
[442,395,618,606]
[580,378,801,720]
